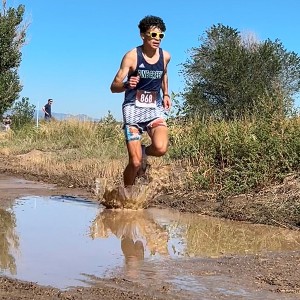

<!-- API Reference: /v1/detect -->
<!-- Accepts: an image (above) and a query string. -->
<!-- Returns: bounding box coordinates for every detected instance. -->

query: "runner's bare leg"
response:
[146,126,168,157]
[124,140,142,186]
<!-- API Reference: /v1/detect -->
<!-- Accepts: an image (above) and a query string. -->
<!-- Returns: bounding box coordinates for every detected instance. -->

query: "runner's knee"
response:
[157,145,168,156]
[152,143,168,156]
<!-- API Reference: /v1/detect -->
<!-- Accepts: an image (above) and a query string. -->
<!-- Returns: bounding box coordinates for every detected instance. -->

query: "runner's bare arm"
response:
[162,50,171,109]
[110,50,138,93]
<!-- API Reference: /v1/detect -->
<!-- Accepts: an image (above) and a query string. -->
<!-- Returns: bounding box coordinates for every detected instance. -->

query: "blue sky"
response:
[7,0,300,120]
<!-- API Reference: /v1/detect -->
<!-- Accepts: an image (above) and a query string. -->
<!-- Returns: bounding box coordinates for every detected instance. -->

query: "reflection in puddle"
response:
[1,195,300,292]
[0,208,18,275]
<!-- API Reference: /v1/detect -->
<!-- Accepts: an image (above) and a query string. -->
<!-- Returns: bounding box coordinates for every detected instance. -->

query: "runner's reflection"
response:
[90,209,168,277]
[121,236,144,278]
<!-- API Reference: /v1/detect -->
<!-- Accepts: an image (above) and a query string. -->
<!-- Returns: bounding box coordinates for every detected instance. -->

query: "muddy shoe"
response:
[137,144,148,178]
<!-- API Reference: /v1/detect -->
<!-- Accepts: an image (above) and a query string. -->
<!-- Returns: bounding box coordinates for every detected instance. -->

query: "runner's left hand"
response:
[163,95,171,110]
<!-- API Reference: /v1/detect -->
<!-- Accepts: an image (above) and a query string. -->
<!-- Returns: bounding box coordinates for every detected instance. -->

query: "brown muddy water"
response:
[1,175,300,300]
[1,189,300,299]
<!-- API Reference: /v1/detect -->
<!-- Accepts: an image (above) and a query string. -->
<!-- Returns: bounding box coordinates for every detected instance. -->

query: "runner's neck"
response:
[141,45,157,59]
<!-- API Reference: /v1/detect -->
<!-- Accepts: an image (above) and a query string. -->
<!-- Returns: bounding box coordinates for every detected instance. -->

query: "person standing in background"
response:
[42,98,53,121]
[3,115,12,131]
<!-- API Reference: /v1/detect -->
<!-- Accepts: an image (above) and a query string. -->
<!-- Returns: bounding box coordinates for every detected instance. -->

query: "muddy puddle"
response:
[1,193,300,298]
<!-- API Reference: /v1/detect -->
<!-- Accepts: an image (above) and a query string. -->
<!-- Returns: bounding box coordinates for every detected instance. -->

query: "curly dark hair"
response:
[138,15,166,33]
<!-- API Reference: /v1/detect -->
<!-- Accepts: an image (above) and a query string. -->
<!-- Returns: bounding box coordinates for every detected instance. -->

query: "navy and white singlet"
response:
[122,46,166,124]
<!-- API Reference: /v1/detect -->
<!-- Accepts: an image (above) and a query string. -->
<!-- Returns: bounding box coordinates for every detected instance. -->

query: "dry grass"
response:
[0,116,299,226]
[0,119,198,209]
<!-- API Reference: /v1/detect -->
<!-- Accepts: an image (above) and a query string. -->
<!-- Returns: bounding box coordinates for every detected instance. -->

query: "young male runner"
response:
[110,15,171,187]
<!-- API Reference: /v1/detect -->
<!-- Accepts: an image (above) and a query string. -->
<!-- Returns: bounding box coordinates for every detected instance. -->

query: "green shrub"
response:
[168,115,300,197]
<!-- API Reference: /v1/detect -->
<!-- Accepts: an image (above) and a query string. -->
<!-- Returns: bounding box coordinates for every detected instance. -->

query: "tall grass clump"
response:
[4,118,125,159]
[0,118,127,189]
[168,113,300,198]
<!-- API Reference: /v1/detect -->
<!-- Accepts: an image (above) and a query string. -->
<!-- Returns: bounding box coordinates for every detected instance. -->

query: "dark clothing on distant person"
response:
[42,99,53,121]
[44,103,51,118]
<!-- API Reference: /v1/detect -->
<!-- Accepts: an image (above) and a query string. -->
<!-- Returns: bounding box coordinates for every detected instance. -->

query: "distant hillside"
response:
[35,111,99,122]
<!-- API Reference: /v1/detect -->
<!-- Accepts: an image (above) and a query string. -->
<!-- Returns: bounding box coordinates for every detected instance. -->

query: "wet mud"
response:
[0,174,300,299]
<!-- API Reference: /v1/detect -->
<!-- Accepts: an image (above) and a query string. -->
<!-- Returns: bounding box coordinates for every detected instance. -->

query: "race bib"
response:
[135,90,157,108]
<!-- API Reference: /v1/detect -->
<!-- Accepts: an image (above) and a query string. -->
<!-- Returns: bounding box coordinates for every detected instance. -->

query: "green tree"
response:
[181,24,300,120]
[99,110,117,124]
[0,1,28,116]
[11,96,35,129]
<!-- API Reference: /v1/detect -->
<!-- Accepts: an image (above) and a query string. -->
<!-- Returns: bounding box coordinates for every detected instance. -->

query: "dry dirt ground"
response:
[0,163,300,299]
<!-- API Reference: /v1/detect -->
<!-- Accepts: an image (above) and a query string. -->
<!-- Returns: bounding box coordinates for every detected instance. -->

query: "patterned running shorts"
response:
[124,118,167,142]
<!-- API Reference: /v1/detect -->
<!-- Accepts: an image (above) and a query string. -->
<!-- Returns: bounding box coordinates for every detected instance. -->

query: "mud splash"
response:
[101,184,154,209]
[99,164,171,209]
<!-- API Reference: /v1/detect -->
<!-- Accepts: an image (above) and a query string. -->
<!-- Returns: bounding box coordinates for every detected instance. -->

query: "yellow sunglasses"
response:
[146,31,165,39]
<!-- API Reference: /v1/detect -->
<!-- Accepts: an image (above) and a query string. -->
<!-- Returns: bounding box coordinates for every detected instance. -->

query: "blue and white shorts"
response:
[122,104,167,142]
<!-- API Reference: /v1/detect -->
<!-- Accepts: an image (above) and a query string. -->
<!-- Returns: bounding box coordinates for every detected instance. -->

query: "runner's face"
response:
[142,26,164,49]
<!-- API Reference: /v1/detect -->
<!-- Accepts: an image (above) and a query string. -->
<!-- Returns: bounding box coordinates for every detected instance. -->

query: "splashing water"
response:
[101,184,154,209]
[99,164,170,209]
